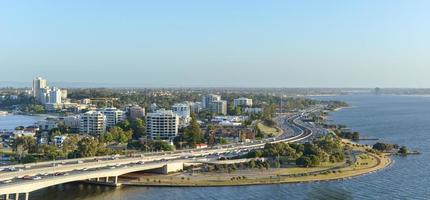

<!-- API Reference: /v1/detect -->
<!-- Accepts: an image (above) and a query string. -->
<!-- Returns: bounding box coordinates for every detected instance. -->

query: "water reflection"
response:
[305,185,352,200]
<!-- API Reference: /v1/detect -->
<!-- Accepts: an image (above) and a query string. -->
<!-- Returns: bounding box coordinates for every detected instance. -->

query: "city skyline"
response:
[1,1,430,88]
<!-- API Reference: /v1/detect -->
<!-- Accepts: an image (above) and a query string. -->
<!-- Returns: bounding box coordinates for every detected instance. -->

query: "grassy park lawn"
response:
[257,122,282,137]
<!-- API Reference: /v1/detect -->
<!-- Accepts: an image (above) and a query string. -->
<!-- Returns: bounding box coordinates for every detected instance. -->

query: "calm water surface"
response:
[0,114,45,130]
[5,95,430,200]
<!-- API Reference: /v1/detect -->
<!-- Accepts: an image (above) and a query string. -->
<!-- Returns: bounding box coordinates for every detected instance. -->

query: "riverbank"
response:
[120,142,391,187]
[332,106,351,112]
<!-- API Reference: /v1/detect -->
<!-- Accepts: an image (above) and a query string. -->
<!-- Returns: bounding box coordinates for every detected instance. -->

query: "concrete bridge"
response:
[0,160,185,200]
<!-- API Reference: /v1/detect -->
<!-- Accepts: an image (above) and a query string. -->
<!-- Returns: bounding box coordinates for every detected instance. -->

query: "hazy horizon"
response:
[1,1,429,88]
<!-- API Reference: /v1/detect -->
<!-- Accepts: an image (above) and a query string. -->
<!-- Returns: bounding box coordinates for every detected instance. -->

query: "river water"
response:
[0,114,45,131]
[4,94,430,200]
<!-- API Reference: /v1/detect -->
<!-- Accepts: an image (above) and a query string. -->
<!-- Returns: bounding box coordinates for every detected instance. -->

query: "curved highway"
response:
[0,108,319,197]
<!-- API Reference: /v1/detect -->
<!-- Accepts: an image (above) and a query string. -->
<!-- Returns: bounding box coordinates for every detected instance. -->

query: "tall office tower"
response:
[32,77,47,98]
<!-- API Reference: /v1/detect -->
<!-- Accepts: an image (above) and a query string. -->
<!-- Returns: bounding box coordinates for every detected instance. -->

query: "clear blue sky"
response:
[0,0,429,88]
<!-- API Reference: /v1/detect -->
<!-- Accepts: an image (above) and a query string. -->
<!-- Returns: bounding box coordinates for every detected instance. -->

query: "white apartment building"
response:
[100,107,125,129]
[202,94,221,109]
[37,87,50,104]
[146,109,179,140]
[188,101,203,113]
[233,97,253,107]
[172,103,191,128]
[79,111,106,135]
[172,103,191,118]
[49,87,62,104]
[210,100,227,115]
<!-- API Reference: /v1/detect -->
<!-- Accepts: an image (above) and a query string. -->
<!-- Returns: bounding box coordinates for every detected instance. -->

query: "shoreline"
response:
[332,106,351,112]
[120,107,392,188]
[120,143,391,187]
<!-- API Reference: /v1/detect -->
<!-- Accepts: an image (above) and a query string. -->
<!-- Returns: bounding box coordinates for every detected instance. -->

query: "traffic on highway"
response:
[0,106,326,195]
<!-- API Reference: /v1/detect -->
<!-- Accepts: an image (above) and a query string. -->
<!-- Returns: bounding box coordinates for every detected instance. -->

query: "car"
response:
[6,167,16,171]
[2,180,12,184]
[22,175,32,180]
[32,176,42,180]
[137,161,145,165]
[109,166,116,169]
[81,168,89,171]
[54,172,67,176]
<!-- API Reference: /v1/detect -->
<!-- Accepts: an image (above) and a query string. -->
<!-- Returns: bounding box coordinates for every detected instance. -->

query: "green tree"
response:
[184,113,203,147]
[76,137,99,157]
[21,155,37,163]
[13,136,37,157]
[153,141,173,151]
[130,118,146,139]
[373,142,394,152]
[40,144,63,160]
[398,146,408,155]
[296,156,312,167]
[62,135,80,157]
[106,126,133,144]
[249,160,256,168]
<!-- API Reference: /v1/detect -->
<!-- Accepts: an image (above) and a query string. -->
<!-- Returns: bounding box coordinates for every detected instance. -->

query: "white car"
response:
[32,176,42,180]
[2,180,12,184]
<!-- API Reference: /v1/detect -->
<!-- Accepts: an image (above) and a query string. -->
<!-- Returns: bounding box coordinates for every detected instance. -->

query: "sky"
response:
[0,0,429,88]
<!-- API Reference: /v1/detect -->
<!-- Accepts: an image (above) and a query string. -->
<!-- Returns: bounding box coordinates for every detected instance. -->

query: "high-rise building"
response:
[146,109,179,140]
[202,94,221,109]
[233,97,253,107]
[32,77,47,98]
[32,77,66,105]
[79,111,106,135]
[49,87,62,104]
[37,87,50,104]
[210,100,227,115]
[172,103,191,128]
[129,105,145,120]
[172,103,191,119]
[100,107,125,129]
[188,101,203,113]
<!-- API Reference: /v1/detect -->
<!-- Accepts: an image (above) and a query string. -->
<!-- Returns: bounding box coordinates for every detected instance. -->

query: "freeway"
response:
[0,107,321,196]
